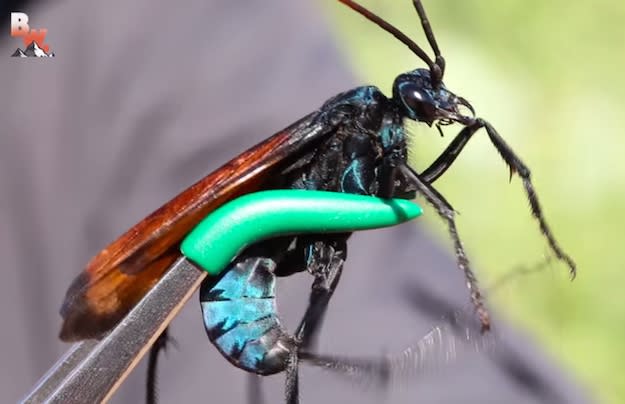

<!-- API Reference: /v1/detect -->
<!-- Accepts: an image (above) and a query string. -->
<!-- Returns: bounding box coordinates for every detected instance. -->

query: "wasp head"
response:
[392,68,475,127]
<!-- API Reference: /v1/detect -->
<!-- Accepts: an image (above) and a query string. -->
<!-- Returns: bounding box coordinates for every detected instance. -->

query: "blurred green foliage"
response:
[324,1,625,403]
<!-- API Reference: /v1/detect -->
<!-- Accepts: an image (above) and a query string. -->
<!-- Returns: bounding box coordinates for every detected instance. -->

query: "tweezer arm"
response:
[21,258,207,404]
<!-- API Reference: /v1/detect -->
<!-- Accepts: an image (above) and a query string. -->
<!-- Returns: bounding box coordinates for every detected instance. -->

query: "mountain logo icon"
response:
[11,40,55,58]
[10,13,54,58]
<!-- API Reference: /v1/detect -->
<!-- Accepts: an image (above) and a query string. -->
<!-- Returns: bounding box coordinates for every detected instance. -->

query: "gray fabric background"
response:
[0,1,591,403]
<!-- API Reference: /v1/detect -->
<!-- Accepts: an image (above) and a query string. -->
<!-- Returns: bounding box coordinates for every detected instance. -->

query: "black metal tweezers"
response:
[21,258,207,404]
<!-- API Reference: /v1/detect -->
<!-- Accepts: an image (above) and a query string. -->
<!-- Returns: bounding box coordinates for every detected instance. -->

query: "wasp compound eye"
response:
[398,83,437,124]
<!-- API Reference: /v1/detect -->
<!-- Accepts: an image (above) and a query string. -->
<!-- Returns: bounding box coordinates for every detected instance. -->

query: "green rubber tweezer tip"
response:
[180,190,422,275]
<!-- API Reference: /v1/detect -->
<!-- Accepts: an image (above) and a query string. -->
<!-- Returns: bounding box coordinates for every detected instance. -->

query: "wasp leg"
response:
[281,237,348,404]
[145,328,172,404]
[399,165,491,332]
[419,123,479,183]
[284,348,300,404]
[419,120,576,278]
[246,374,264,404]
[478,120,576,277]
[296,237,348,349]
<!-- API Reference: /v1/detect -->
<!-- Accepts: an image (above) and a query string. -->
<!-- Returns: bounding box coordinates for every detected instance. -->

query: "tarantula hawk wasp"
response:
[59,0,576,403]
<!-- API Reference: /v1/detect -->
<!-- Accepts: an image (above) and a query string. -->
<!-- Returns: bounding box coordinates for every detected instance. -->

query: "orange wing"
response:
[60,113,332,341]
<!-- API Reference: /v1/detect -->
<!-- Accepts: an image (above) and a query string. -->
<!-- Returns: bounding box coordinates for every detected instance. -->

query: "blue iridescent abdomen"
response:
[200,256,293,375]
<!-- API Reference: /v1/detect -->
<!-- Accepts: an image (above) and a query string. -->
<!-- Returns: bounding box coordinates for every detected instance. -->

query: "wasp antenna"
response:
[412,1,443,60]
[338,0,436,71]
[412,0,446,84]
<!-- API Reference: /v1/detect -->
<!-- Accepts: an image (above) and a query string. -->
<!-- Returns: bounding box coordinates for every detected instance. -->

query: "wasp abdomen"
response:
[200,256,293,375]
